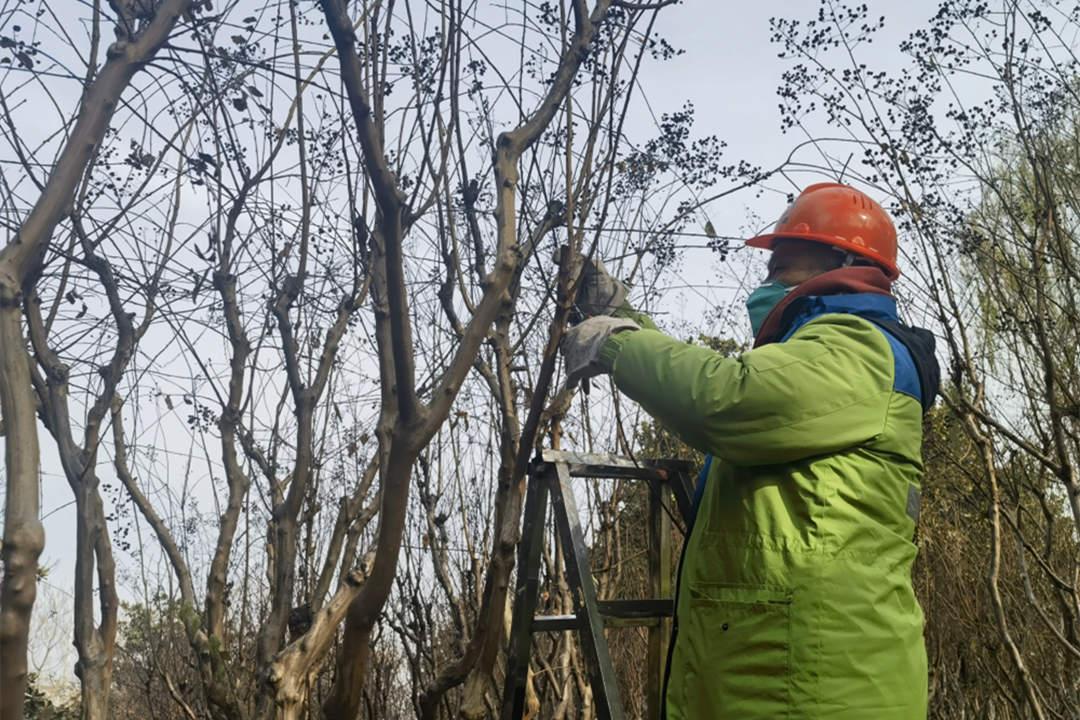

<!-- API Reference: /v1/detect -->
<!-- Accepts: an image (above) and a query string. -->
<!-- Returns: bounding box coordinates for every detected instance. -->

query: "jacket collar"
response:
[753,266,894,347]
[778,293,899,343]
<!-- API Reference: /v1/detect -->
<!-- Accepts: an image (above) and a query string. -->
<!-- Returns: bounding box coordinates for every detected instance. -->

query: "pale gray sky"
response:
[617,2,945,333]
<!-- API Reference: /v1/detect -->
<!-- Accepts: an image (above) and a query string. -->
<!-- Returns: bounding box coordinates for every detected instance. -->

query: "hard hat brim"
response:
[746,232,900,280]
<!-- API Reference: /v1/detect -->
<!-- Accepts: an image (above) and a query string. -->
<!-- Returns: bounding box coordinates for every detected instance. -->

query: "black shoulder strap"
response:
[862,317,941,412]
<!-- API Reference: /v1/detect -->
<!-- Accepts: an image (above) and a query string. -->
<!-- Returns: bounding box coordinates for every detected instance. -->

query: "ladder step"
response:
[538,450,692,481]
[531,599,674,632]
[597,599,673,619]
[532,614,579,632]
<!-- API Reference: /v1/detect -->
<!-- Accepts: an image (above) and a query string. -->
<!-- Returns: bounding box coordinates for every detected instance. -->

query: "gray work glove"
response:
[560,316,640,387]
[577,257,629,317]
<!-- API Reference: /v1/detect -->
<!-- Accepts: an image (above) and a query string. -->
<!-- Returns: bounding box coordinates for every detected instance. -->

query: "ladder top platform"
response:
[536,449,695,480]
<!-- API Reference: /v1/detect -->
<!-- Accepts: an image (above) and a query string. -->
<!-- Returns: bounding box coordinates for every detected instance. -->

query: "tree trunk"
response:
[70,482,118,720]
[322,446,417,719]
[0,293,44,720]
[314,1,616,715]
[0,3,192,716]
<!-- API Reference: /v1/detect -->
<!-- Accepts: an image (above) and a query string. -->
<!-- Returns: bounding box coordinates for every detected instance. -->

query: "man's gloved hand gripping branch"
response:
[576,255,629,318]
[560,255,656,387]
[560,256,638,386]
[560,184,940,720]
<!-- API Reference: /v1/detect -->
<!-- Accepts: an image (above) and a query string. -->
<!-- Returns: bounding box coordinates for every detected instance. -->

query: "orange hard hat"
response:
[746,183,900,279]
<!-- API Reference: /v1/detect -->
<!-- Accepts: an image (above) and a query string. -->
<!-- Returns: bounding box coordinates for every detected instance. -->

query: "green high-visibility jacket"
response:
[600,293,933,719]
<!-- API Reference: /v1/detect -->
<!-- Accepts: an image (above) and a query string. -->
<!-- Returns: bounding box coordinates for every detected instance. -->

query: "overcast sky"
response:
[643,1,933,212]
[570,2,947,334]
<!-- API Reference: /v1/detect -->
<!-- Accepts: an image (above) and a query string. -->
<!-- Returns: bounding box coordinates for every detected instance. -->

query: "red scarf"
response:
[752,266,894,348]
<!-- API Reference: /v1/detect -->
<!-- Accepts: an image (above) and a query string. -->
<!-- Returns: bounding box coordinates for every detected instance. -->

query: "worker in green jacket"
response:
[562,183,939,719]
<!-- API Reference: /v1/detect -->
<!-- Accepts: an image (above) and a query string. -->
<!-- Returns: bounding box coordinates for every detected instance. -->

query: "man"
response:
[562,183,938,718]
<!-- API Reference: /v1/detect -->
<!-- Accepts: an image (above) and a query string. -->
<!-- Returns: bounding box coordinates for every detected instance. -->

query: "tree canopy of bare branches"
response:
[10,1,1080,719]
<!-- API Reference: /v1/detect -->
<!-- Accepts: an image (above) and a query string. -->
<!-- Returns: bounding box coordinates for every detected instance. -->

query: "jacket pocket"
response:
[676,582,793,719]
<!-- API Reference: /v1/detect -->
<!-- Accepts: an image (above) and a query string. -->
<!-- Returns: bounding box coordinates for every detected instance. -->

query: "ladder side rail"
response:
[500,466,553,720]
[550,462,626,720]
[669,470,696,526]
[648,478,675,720]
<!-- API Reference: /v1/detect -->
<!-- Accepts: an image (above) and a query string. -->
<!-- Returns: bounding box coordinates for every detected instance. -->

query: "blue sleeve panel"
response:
[690,455,713,526]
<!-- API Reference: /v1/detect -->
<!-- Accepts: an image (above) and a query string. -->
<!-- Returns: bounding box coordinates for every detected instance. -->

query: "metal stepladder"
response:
[501,450,696,720]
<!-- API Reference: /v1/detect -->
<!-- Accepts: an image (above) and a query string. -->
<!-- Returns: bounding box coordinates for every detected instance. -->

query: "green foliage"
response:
[110,595,210,720]
[24,674,77,720]
[176,600,199,634]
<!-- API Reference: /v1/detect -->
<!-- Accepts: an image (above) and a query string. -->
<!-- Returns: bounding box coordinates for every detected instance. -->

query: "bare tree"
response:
[0,2,193,718]
[5,2,761,718]
[267,3,629,716]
